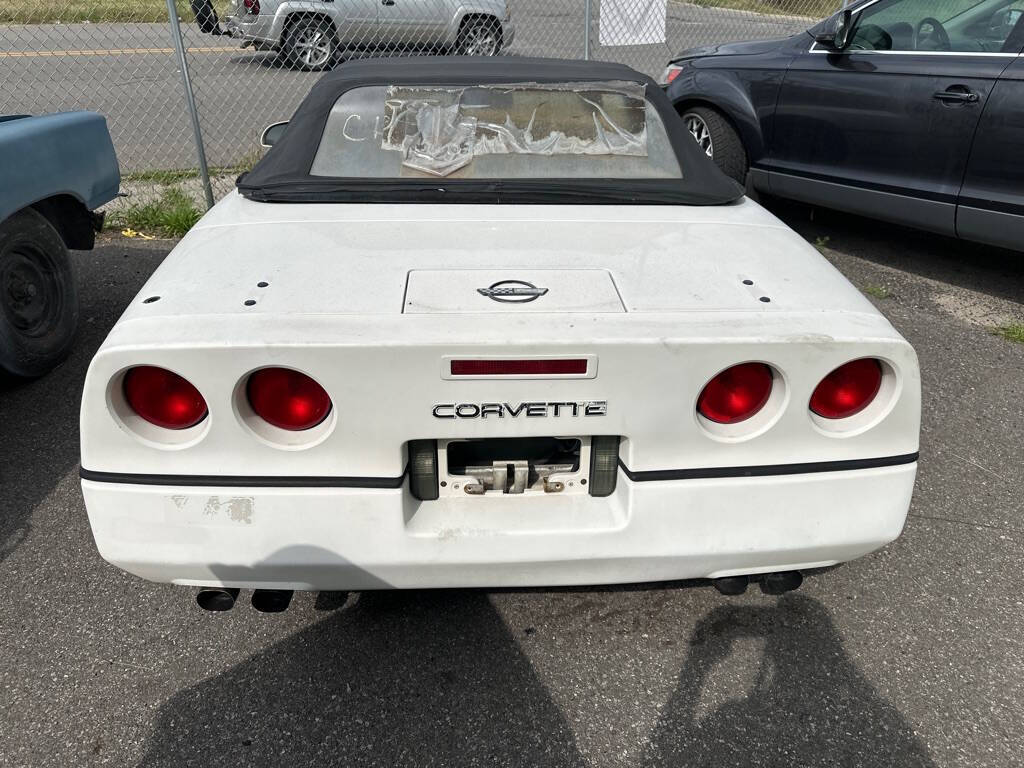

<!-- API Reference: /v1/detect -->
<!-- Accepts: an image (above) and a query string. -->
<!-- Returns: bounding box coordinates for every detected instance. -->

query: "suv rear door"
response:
[957,15,1024,250]
[377,0,449,49]
[769,0,1019,237]
[329,0,380,46]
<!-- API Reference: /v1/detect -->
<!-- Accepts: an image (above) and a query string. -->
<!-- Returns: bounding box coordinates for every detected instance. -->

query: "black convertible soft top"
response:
[237,57,743,206]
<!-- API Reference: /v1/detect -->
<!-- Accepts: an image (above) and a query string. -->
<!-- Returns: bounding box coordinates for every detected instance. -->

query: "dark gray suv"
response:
[663,0,1024,252]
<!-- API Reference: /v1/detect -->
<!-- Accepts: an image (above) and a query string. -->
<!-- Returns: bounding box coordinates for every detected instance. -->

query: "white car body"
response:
[80,59,920,595]
[81,195,920,590]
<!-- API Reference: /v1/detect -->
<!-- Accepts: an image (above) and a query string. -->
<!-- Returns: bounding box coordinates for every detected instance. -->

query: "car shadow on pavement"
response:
[137,589,591,768]
[138,590,934,767]
[0,241,167,565]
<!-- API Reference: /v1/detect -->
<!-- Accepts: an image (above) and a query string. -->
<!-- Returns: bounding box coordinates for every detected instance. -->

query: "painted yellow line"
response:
[0,46,237,57]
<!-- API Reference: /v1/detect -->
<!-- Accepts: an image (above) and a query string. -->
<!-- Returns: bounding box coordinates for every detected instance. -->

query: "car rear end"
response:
[79,62,919,599]
[223,0,282,48]
[79,198,920,594]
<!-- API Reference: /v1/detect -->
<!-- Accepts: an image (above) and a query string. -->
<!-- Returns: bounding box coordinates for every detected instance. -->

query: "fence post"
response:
[583,0,591,60]
[165,0,215,209]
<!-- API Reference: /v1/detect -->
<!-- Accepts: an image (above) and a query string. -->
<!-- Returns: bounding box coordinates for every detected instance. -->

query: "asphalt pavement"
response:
[0,200,1022,767]
[0,2,810,174]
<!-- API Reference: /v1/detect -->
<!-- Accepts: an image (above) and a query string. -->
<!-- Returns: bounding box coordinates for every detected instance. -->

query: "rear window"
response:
[310,82,682,180]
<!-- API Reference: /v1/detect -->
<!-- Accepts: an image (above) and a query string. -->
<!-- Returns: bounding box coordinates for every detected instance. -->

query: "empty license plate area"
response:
[440,437,590,497]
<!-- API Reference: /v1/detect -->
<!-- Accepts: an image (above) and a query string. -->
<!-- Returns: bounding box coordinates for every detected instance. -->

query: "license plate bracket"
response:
[441,437,589,497]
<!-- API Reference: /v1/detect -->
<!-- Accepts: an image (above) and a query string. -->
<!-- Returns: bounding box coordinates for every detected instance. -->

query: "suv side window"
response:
[850,0,1024,53]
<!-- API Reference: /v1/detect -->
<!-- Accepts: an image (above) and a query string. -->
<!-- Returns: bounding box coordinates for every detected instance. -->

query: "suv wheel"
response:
[283,17,338,71]
[458,17,502,56]
[0,208,78,379]
[681,106,748,185]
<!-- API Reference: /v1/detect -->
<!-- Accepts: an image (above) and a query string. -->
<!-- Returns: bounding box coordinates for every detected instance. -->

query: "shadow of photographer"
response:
[642,593,935,767]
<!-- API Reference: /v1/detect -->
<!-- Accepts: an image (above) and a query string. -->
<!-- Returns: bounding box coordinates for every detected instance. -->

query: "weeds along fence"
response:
[1,0,834,211]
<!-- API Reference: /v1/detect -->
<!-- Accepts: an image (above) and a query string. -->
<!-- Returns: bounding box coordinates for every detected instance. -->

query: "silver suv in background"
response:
[191,0,514,70]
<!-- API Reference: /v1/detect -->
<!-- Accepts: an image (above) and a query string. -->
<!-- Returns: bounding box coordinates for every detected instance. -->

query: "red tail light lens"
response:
[123,366,208,430]
[810,359,883,420]
[697,363,773,424]
[243,0,260,14]
[247,368,331,431]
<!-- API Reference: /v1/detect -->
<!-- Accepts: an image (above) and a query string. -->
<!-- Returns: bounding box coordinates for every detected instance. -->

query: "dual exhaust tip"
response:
[713,570,803,596]
[196,587,293,613]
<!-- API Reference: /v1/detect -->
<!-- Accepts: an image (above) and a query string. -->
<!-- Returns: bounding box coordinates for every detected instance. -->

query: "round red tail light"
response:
[123,366,208,430]
[810,359,883,420]
[246,368,331,431]
[697,363,773,424]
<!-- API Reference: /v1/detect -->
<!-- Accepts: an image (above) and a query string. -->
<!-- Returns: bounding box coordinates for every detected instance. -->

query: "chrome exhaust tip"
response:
[760,571,803,595]
[712,575,750,596]
[196,587,240,611]
[251,589,293,613]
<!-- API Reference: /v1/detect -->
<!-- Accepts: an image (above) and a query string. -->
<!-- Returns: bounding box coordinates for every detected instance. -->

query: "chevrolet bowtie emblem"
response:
[477,280,549,304]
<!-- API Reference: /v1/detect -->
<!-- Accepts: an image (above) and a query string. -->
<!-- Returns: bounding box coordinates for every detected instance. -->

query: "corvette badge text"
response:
[433,401,608,418]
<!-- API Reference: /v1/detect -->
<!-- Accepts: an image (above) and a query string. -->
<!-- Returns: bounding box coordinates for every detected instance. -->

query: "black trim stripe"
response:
[768,168,957,205]
[619,453,919,483]
[80,453,918,489]
[957,196,1024,218]
[79,467,407,489]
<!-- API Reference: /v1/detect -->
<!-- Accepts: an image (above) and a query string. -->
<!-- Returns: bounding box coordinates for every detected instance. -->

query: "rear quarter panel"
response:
[666,38,805,168]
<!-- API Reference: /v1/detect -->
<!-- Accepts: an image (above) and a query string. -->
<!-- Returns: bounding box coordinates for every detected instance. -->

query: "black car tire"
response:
[0,208,79,379]
[282,17,339,71]
[682,106,748,185]
[457,17,503,56]
[189,0,220,35]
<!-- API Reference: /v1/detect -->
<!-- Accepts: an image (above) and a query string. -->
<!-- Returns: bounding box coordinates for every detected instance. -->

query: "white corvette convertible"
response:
[80,58,920,611]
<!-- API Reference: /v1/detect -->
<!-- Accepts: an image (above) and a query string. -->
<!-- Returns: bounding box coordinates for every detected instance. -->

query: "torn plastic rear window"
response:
[310,81,682,180]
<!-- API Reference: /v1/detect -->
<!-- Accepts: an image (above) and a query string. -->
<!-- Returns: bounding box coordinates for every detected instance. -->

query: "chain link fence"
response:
[1,0,838,213]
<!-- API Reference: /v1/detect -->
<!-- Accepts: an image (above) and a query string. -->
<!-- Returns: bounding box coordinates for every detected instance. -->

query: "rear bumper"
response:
[224,13,279,45]
[82,461,916,590]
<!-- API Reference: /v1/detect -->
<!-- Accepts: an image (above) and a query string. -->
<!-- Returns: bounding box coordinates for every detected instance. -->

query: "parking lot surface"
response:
[1,201,1022,767]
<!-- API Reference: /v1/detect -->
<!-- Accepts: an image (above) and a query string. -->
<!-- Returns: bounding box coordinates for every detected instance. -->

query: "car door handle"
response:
[381,0,395,4]
[933,90,979,104]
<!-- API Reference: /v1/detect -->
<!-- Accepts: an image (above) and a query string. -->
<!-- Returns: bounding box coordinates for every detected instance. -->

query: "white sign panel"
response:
[599,0,667,46]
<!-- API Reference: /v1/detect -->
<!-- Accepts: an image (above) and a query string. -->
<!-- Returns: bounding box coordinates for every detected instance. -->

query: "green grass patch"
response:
[0,1,234,24]
[121,168,205,184]
[122,152,263,184]
[993,323,1024,344]
[110,187,201,238]
[861,284,891,300]
[2,1,169,24]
